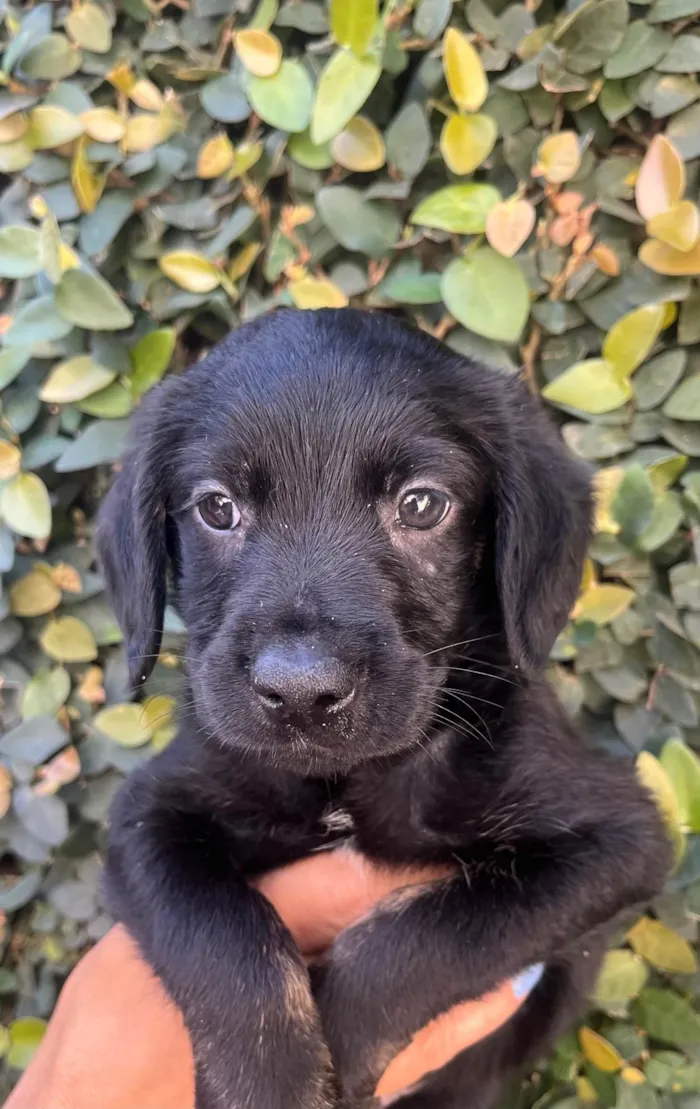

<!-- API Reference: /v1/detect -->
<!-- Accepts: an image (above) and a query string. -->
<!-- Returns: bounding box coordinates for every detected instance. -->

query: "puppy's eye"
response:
[197,493,240,531]
[397,489,451,530]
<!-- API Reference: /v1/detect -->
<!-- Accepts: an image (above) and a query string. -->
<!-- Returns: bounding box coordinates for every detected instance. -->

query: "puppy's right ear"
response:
[96,398,169,691]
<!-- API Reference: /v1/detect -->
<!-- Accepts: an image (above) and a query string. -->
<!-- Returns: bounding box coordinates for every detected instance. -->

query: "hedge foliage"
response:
[1,0,700,1101]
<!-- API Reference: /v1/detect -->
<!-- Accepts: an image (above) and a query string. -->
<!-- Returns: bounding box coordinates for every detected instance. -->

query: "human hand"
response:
[6,848,539,1109]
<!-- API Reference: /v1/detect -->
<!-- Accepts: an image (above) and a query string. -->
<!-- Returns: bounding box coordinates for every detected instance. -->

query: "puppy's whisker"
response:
[447,666,519,687]
[431,706,493,750]
[422,633,500,658]
[442,686,504,712]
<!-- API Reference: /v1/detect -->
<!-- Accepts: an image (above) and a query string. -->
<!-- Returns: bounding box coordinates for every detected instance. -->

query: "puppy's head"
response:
[97,309,591,774]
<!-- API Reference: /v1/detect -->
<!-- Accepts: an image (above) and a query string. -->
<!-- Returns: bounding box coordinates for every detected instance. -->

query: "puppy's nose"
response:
[251,644,355,722]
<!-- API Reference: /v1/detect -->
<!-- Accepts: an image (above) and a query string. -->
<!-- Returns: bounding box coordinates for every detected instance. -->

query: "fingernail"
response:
[513,963,545,999]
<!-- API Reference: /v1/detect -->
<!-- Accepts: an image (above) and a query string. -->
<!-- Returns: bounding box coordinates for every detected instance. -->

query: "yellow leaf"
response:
[141,694,176,733]
[636,134,685,222]
[590,242,620,277]
[229,140,264,179]
[636,750,685,866]
[573,583,635,624]
[443,27,488,114]
[59,243,79,272]
[28,105,83,150]
[579,1027,623,1073]
[485,197,535,258]
[129,78,164,112]
[628,916,697,975]
[227,241,261,282]
[66,3,112,53]
[40,355,115,403]
[40,616,98,663]
[649,454,687,492]
[579,558,597,595]
[10,570,62,618]
[288,273,349,309]
[0,441,21,480]
[533,131,581,185]
[331,115,385,172]
[33,745,81,796]
[647,201,700,253]
[197,133,234,179]
[79,107,126,143]
[107,61,135,95]
[71,135,103,214]
[593,467,624,535]
[1,473,51,540]
[621,1067,646,1085]
[639,236,700,276]
[93,702,153,748]
[159,251,221,293]
[440,113,497,176]
[330,0,378,57]
[124,112,174,153]
[575,1076,598,1103]
[235,28,282,77]
[541,359,632,415]
[602,303,668,378]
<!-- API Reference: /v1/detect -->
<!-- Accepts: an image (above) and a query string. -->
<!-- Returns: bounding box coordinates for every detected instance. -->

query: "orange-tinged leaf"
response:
[288,273,349,309]
[51,562,82,593]
[440,113,497,176]
[0,766,11,820]
[159,251,221,293]
[0,441,21,480]
[79,107,125,143]
[78,665,105,705]
[235,28,282,77]
[485,198,535,257]
[0,113,28,143]
[590,242,620,276]
[443,27,488,114]
[636,134,685,222]
[579,1027,623,1073]
[71,135,103,214]
[33,746,80,797]
[602,303,668,378]
[197,133,234,178]
[639,237,700,276]
[533,131,581,184]
[647,201,700,253]
[331,115,385,172]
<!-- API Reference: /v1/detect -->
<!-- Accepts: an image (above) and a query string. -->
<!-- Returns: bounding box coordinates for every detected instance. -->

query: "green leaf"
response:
[248,59,314,134]
[593,949,649,1014]
[21,669,71,720]
[1,473,51,539]
[661,738,700,834]
[0,226,41,279]
[0,346,33,390]
[0,713,68,763]
[21,33,81,79]
[28,105,83,149]
[77,380,134,418]
[664,376,700,422]
[634,350,687,412]
[55,269,134,331]
[602,304,668,379]
[633,989,700,1046]
[4,296,73,347]
[66,2,112,52]
[129,328,175,397]
[385,102,431,180]
[330,0,377,56]
[316,186,401,257]
[611,465,656,540]
[311,49,381,144]
[603,21,671,80]
[410,184,501,234]
[441,248,530,343]
[39,355,116,403]
[542,360,631,415]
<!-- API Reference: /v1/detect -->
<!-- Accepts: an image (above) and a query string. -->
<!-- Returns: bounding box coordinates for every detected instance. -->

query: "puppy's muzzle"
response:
[251,640,356,726]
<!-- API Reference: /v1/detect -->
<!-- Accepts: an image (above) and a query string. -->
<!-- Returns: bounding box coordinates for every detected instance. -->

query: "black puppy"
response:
[97,308,670,1109]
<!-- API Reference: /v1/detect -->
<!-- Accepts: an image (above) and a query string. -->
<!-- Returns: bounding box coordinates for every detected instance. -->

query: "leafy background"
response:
[1,0,700,1103]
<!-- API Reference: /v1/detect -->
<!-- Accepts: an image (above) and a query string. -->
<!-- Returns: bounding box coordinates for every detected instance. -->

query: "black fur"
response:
[97,308,671,1109]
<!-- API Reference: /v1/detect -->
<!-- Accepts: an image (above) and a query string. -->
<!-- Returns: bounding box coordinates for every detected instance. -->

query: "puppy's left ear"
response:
[96,390,171,690]
[492,375,592,671]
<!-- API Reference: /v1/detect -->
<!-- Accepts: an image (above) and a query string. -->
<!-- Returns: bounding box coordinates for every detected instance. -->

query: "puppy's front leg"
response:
[106,763,333,1109]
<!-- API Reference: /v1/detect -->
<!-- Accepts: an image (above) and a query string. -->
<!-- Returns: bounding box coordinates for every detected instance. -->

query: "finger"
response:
[255,848,454,955]
[374,965,545,1104]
